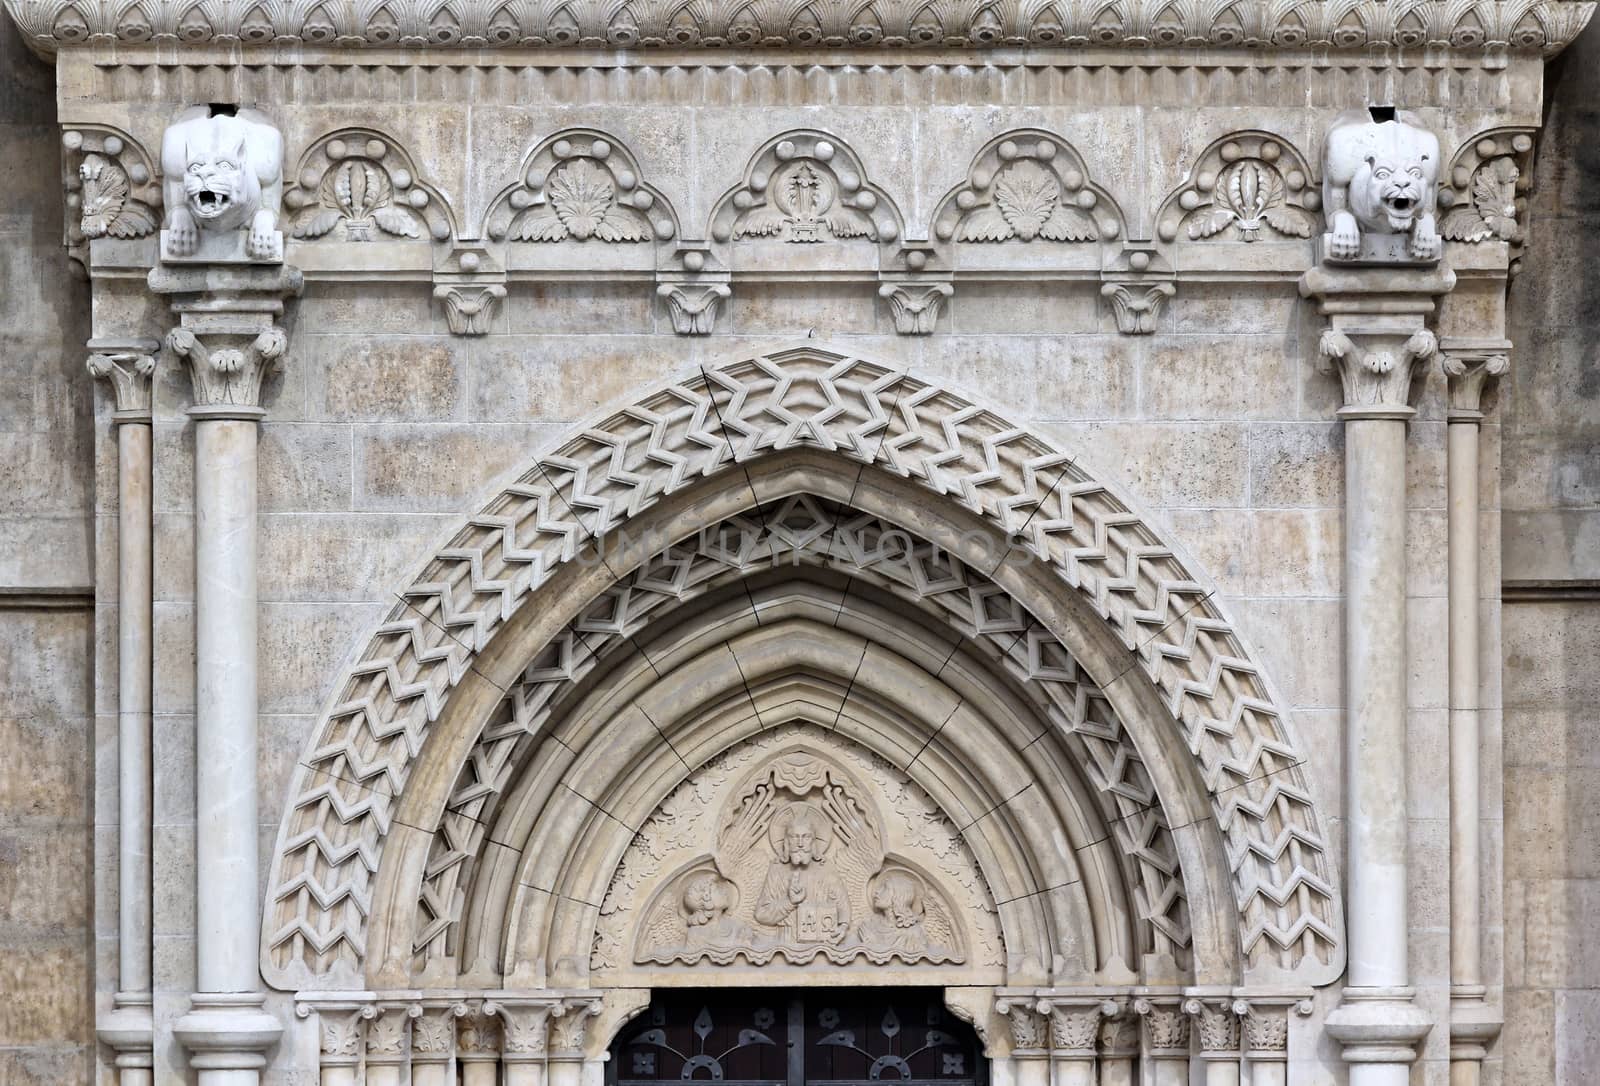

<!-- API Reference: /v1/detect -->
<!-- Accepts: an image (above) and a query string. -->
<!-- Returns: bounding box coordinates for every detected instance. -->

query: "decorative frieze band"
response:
[8,0,1594,56]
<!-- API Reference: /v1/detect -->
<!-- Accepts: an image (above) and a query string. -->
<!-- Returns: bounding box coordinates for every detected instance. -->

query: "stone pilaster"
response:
[457,1009,504,1086]
[409,1004,464,1086]
[1300,262,1451,1086]
[89,338,159,1086]
[1237,997,1312,1086]
[1440,338,1510,1086]
[995,994,1050,1086]
[1041,997,1114,1086]
[364,1006,417,1086]
[548,996,603,1086]
[157,263,301,1085]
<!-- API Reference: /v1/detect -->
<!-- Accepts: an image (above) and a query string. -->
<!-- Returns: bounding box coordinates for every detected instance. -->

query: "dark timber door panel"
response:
[609,991,984,1086]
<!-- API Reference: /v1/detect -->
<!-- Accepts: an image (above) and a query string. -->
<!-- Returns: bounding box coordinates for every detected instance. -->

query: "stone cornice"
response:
[6,0,1593,59]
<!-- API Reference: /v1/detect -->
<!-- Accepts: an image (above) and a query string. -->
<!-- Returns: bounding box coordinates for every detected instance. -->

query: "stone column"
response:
[1301,263,1451,1086]
[365,1006,417,1086]
[549,996,603,1086]
[1133,998,1189,1086]
[410,1004,464,1086]
[1095,1008,1139,1086]
[1183,997,1242,1086]
[88,340,160,1086]
[486,998,558,1086]
[1440,339,1510,1086]
[995,996,1050,1086]
[158,264,301,1084]
[457,1009,503,1086]
[1041,998,1113,1086]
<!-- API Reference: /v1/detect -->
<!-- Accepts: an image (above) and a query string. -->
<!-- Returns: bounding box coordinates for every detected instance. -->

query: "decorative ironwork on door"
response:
[610,991,984,1086]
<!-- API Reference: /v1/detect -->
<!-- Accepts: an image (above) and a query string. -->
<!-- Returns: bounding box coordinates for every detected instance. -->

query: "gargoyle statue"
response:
[1321,109,1441,263]
[160,108,284,262]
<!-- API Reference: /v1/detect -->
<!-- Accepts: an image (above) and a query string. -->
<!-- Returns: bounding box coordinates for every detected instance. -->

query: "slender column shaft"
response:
[193,417,262,993]
[1447,415,1481,989]
[117,419,154,996]
[1344,415,1411,990]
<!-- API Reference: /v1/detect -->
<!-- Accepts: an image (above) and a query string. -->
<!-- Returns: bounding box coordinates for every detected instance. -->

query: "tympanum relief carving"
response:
[593,727,1001,979]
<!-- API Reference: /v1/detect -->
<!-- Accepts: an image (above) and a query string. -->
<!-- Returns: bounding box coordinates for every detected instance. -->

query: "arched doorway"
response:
[609,990,985,1086]
[271,345,1340,1082]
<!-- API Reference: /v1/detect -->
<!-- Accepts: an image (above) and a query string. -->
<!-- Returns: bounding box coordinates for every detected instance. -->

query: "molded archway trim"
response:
[263,344,1343,991]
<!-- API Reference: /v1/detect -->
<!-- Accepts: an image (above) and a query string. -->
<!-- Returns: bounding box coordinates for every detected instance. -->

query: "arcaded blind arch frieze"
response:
[262,346,1343,993]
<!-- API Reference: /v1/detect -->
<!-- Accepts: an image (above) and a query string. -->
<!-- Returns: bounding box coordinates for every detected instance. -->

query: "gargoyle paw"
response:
[246,212,278,261]
[166,209,198,257]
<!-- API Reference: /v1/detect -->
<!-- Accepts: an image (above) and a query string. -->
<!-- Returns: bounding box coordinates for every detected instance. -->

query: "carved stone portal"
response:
[594,727,1002,977]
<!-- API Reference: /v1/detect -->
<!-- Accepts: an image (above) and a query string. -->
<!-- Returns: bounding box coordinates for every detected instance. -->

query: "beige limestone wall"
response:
[0,13,97,1085]
[1502,23,1600,1085]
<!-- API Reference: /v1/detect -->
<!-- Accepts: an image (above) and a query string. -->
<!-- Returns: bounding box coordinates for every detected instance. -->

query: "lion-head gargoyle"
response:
[160,108,284,263]
[1321,108,1442,264]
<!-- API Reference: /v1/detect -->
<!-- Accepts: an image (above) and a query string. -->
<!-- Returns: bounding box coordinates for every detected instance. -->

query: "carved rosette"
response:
[879,281,952,335]
[711,133,899,245]
[935,132,1121,244]
[1316,327,1438,414]
[285,129,453,243]
[61,126,160,264]
[1438,130,1535,249]
[1184,998,1243,1058]
[1440,339,1511,418]
[1135,1000,1190,1056]
[487,130,676,245]
[86,339,159,422]
[1156,132,1319,244]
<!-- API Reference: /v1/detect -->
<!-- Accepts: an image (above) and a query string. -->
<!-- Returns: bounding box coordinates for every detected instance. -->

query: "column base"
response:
[1325,987,1431,1071]
[1448,987,1502,1063]
[174,992,283,1080]
[98,992,155,1079]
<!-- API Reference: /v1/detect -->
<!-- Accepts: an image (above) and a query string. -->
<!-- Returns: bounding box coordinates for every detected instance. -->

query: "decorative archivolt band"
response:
[263,346,1341,990]
[6,0,1595,55]
[414,497,1192,974]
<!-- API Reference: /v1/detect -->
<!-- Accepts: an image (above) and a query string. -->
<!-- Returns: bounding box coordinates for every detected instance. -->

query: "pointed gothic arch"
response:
[262,344,1344,999]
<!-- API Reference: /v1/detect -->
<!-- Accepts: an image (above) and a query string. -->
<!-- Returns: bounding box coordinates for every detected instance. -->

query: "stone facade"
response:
[1,2,1598,1083]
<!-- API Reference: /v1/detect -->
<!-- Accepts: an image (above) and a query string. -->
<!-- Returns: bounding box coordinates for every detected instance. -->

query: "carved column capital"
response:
[548,995,603,1057]
[1439,338,1511,419]
[993,995,1048,1053]
[1134,997,1190,1055]
[1183,996,1244,1058]
[411,1003,465,1066]
[365,1005,418,1068]
[310,1005,372,1069]
[165,326,287,418]
[1041,999,1113,1056]
[434,283,507,336]
[658,281,731,336]
[1100,280,1175,335]
[878,280,952,335]
[485,998,560,1060]
[86,337,160,423]
[457,1008,504,1064]
[1095,1007,1139,1060]
[1316,326,1438,418]
[1233,994,1311,1061]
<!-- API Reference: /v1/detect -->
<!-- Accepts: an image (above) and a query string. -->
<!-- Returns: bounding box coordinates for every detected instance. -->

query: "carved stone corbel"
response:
[878,280,952,335]
[433,246,507,336]
[658,281,731,335]
[1100,248,1176,335]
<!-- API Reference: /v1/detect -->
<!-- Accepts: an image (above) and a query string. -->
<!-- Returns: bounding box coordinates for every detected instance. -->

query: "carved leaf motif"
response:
[824,208,874,239]
[956,205,1013,242]
[1440,205,1493,242]
[993,160,1060,241]
[512,211,568,242]
[549,159,615,240]
[1039,203,1096,241]
[1444,155,1521,242]
[108,201,158,238]
[735,207,788,238]
[1190,206,1237,239]
[372,205,422,238]
[294,209,343,239]
[79,153,128,239]
[1260,202,1315,238]
[595,207,654,242]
